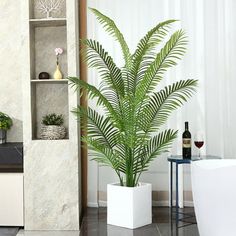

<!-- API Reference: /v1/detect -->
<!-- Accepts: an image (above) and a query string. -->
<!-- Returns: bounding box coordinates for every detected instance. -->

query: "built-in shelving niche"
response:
[29,1,69,140]
[31,82,69,140]
[30,23,68,80]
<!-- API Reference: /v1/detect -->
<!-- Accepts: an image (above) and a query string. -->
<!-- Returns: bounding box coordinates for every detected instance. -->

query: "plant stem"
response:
[125,147,134,187]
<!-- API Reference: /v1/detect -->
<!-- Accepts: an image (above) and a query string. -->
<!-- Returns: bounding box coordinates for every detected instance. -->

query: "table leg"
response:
[170,162,173,208]
[176,163,179,225]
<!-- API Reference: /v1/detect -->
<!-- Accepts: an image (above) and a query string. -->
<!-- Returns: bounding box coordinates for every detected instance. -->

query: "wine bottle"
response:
[182,122,191,159]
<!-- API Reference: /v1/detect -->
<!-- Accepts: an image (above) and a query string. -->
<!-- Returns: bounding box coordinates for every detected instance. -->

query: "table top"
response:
[0,142,23,149]
[168,155,221,164]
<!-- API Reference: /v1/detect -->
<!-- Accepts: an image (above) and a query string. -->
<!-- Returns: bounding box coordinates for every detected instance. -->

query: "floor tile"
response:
[157,223,199,236]
[0,227,19,236]
[12,207,200,236]
[79,207,199,236]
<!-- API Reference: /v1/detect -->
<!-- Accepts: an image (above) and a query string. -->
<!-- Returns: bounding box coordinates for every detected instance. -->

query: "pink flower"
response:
[55,48,63,56]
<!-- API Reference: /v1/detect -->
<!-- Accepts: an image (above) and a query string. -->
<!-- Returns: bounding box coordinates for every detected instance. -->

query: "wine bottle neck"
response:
[185,122,189,131]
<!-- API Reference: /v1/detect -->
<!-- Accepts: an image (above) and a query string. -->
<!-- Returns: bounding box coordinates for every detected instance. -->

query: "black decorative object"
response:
[39,72,50,80]
[0,129,6,144]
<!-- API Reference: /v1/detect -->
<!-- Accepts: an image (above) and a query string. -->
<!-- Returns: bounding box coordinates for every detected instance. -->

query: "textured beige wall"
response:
[0,1,23,142]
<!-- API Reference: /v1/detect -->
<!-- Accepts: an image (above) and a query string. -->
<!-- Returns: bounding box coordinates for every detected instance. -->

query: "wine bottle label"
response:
[183,138,191,148]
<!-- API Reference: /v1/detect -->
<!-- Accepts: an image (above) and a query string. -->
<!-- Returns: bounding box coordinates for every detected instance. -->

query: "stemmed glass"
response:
[194,132,204,157]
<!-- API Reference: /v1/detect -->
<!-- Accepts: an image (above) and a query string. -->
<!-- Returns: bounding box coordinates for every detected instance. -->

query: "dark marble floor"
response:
[79,207,199,236]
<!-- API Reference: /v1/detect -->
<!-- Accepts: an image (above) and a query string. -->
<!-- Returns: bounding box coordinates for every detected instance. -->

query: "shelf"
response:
[29,18,66,27]
[32,138,69,142]
[31,138,69,142]
[31,79,68,84]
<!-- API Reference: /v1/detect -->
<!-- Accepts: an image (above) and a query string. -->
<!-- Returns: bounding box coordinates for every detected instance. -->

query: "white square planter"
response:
[107,182,152,229]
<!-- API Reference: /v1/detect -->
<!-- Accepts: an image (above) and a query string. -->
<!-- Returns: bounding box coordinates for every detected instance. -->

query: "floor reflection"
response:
[80,207,199,236]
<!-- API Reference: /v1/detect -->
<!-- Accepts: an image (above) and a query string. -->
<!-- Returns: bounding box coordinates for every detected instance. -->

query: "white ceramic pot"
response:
[41,125,66,140]
[107,182,152,229]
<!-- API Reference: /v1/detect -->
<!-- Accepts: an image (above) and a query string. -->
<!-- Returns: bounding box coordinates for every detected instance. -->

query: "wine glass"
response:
[194,132,204,157]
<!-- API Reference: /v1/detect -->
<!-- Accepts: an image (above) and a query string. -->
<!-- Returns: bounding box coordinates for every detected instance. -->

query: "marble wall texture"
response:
[24,140,80,230]
[0,1,23,142]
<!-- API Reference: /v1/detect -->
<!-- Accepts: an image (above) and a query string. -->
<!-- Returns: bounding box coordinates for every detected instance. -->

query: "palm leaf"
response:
[139,79,197,133]
[84,137,123,170]
[143,129,177,167]
[68,77,123,130]
[90,8,132,68]
[81,39,124,115]
[72,106,119,148]
[135,30,187,106]
[134,129,177,178]
[83,136,126,185]
[131,20,176,91]
[81,39,124,97]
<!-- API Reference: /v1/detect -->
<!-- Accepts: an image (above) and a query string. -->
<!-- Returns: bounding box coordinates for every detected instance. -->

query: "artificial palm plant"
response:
[69,9,197,187]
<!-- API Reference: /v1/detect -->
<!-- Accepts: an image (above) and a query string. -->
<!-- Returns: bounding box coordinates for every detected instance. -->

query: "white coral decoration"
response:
[35,0,64,18]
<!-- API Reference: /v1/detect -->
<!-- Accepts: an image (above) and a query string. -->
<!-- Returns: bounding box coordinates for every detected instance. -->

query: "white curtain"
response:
[87,0,236,206]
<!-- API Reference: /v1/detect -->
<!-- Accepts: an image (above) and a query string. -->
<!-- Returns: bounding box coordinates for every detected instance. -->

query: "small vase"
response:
[54,64,63,80]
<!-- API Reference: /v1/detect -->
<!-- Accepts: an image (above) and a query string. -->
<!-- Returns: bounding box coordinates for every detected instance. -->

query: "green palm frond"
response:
[90,8,132,68]
[70,10,197,187]
[81,39,124,97]
[84,136,126,185]
[81,39,124,115]
[69,77,123,130]
[132,129,177,185]
[121,67,136,94]
[139,79,197,133]
[142,129,177,169]
[131,20,176,91]
[133,20,176,63]
[135,30,187,105]
[84,137,125,170]
[72,106,119,148]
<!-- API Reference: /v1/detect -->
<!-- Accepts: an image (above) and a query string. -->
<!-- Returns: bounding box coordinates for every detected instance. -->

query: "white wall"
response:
[87,0,236,206]
[0,1,23,142]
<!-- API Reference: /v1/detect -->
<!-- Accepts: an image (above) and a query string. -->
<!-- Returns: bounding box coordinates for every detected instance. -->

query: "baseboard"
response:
[97,200,193,208]
[152,200,169,206]
[98,200,107,207]
[87,202,99,208]
[152,200,194,207]
[95,190,194,208]
[184,201,194,207]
